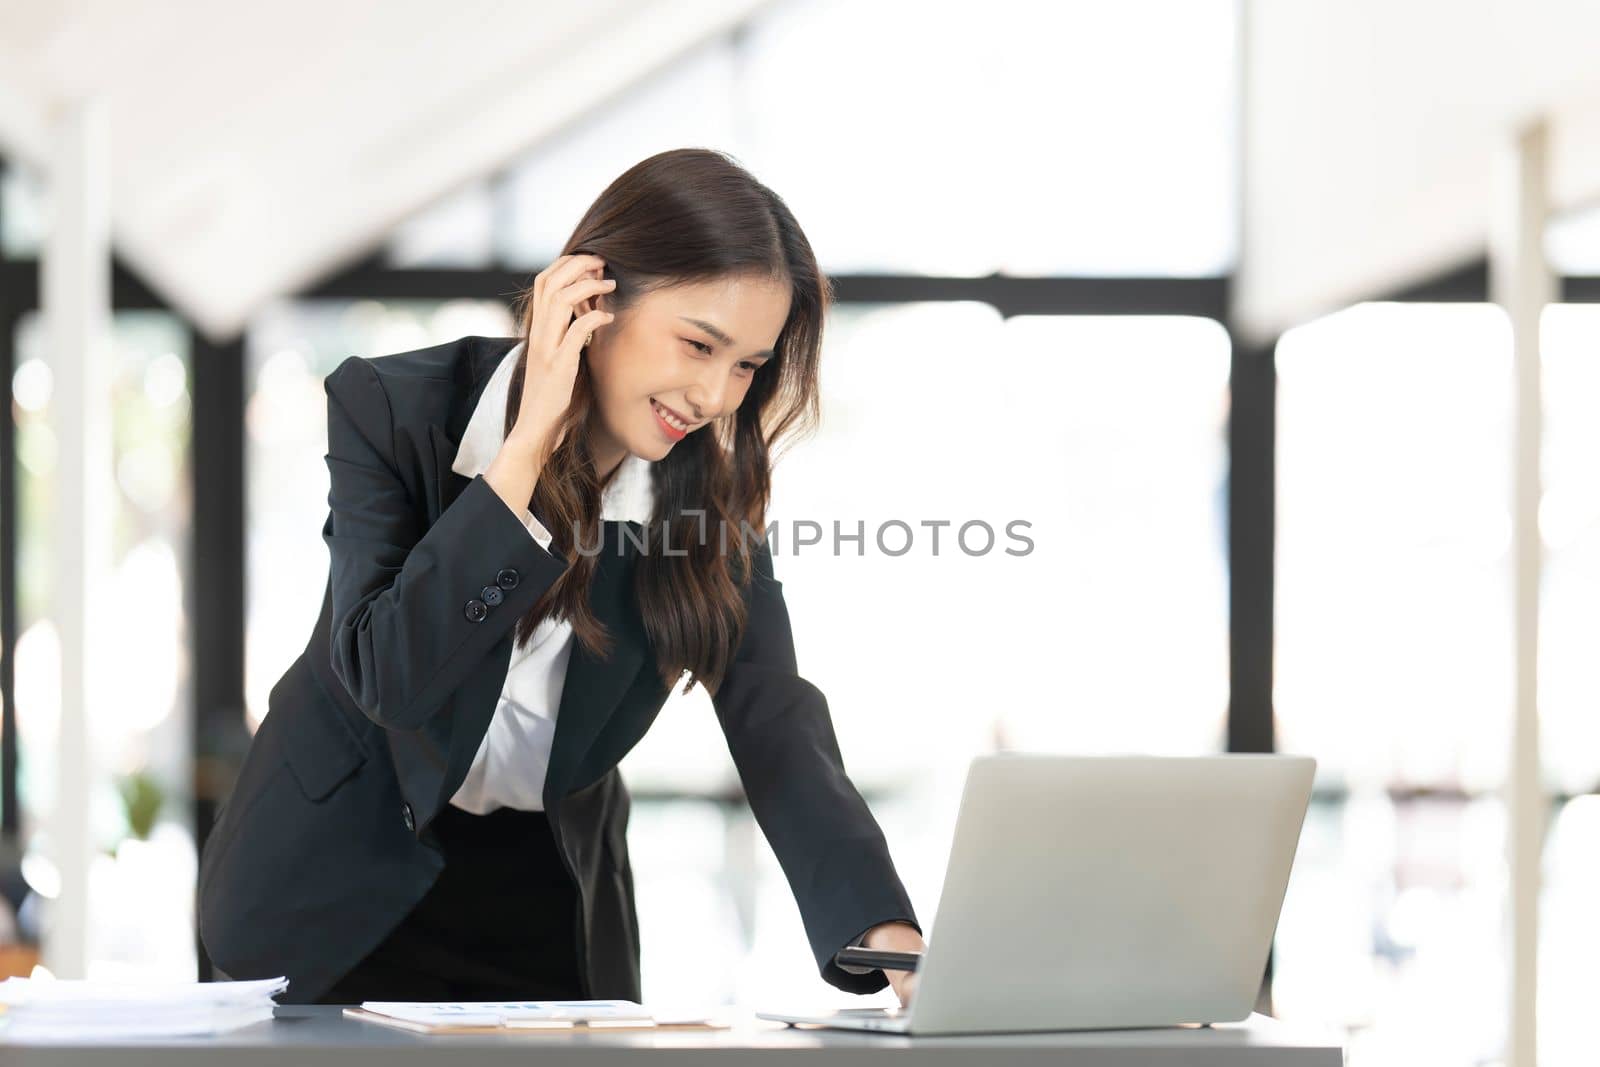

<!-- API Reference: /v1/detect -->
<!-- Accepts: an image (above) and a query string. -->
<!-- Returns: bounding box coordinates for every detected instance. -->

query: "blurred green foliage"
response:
[118,773,165,841]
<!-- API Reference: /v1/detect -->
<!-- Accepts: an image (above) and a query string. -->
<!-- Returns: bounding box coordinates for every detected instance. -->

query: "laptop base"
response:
[756,1008,911,1033]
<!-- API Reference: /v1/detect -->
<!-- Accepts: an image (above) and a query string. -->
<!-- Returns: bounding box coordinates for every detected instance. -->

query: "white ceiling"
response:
[0,0,773,339]
[7,1,1600,344]
[1236,0,1600,342]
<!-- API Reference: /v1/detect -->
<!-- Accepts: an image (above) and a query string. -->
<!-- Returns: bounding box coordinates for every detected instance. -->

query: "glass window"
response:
[1537,304,1600,1067]
[1,163,47,259]
[1538,304,1600,794]
[1541,795,1600,1067]
[244,299,515,730]
[1545,203,1600,276]
[1274,793,1508,1066]
[1275,299,1600,1067]
[12,310,195,980]
[1276,303,1514,792]
[1273,302,1515,1067]
[622,304,1231,1008]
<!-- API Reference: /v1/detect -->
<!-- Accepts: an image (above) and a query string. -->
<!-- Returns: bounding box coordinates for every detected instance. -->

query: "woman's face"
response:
[583,272,792,469]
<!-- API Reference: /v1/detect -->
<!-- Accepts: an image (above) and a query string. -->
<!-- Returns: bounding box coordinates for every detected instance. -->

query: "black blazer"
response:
[197,335,918,1004]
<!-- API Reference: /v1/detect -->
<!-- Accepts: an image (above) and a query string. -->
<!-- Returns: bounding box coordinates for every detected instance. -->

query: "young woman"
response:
[198,148,923,1006]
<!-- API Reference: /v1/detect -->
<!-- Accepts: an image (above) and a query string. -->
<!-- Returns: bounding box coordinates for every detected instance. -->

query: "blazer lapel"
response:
[430,423,472,520]
[433,515,650,814]
[543,524,649,809]
[432,336,524,806]
[425,336,651,812]
[427,336,513,522]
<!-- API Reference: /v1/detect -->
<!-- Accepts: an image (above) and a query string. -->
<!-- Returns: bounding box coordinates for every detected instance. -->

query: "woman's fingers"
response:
[507,254,612,461]
[560,308,614,359]
[532,252,604,304]
[530,284,613,366]
[555,275,617,325]
[529,256,611,358]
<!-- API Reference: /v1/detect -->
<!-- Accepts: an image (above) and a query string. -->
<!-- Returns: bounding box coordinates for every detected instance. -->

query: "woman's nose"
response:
[684,370,729,419]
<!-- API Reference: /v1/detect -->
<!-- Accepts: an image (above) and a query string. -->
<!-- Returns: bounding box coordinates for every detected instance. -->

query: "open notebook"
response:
[344,1000,730,1033]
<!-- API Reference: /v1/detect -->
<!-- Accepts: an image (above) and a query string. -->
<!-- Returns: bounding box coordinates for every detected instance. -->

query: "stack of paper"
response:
[0,975,288,1039]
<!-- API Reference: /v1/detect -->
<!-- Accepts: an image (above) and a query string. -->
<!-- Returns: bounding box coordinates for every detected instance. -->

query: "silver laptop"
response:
[758,753,1315,1035]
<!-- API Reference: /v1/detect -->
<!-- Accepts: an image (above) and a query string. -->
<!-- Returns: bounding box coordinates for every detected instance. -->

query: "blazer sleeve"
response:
[321,355,569,731]
[711,542,921,995]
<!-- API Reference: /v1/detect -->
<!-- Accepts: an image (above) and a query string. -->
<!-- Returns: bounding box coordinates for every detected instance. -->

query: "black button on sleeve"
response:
[464,599,488,623]
[496,568,519,590]
[481,585,504,607]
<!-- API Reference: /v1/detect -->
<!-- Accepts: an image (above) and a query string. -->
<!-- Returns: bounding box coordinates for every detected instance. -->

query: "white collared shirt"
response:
[448,341,654,814]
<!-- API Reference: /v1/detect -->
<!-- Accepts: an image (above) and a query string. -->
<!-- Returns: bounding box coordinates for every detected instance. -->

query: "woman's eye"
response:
[686,339,713,355]
[737,360,759,373]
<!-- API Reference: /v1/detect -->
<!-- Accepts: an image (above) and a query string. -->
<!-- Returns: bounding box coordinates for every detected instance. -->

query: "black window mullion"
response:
[1226,335,1277,756]
[0,283,17,842]
[190,329,250,980]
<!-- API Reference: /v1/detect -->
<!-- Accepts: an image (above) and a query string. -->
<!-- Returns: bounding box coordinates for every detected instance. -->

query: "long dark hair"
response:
[504,147,827,697]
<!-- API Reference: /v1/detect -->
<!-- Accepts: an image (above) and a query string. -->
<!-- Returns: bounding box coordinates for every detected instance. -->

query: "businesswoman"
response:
[198,148,922,1006]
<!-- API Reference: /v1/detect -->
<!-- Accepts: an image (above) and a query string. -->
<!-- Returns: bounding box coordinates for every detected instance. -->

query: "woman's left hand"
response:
[862,921,926,1008]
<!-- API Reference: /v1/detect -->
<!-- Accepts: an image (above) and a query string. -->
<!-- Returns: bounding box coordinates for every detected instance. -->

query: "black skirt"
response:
[317,803,583,1003]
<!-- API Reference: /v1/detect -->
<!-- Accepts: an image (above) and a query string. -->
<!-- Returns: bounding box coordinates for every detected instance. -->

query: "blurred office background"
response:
[0,1,1596,1065]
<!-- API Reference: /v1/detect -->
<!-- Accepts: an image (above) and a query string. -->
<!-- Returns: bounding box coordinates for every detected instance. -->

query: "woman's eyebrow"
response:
[678,317,775,360]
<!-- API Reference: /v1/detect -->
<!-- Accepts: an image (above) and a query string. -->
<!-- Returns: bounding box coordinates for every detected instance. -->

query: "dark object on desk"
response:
[834,946,922,973]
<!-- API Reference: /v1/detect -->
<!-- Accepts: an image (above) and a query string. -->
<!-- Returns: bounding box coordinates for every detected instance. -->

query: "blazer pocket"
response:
[277,654,369,802]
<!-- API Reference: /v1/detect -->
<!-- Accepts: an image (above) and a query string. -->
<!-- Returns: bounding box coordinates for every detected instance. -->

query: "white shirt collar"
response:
[451,341,655,523]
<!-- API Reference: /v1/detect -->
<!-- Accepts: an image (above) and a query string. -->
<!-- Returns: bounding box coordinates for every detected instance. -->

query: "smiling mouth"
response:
[650,398,693,432]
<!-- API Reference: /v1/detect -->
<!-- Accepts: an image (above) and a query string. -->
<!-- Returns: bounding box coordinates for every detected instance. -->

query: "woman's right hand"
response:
[485,254,614,522]
[507,253,616,464]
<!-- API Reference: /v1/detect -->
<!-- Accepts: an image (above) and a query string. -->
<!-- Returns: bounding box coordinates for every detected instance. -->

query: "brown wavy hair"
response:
[503,147,826,697]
